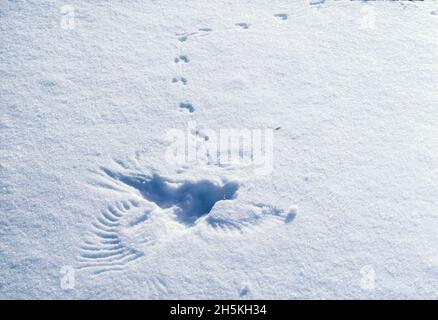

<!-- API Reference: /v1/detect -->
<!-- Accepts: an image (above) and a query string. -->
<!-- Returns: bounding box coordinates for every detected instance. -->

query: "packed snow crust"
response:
[1,0,438,299]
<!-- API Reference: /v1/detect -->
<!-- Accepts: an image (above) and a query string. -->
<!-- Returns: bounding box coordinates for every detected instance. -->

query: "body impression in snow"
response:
[100,168,239,225]
[78,161,295,274]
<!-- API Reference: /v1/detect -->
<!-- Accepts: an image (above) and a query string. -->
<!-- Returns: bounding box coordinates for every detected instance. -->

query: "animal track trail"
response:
[170,13,293,112]
[172,31,196,113]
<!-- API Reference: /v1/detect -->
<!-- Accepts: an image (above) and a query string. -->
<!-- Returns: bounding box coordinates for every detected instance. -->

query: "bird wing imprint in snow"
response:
[78,160,296,274]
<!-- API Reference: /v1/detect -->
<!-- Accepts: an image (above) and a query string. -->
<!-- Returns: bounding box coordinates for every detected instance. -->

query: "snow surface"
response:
[1,0,438,299]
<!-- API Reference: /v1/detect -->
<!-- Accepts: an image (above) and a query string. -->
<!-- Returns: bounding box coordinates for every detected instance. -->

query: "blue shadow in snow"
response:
[102,169,239,226]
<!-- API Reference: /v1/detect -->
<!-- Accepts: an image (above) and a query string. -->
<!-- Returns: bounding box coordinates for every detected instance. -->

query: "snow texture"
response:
[1,0,438,299]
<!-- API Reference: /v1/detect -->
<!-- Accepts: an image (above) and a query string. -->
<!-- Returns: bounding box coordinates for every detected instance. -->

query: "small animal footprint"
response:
[191,129,209,141]
[179,102,195,113]
[235,22,250,29]
[274,13,288,20]
[176,32,196,42]
[239,284,251,298]
[175,55,190,63]
[172,77,188,85]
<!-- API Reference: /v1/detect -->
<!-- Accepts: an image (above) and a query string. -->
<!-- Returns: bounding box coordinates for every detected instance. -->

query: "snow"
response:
[1,0,438,299]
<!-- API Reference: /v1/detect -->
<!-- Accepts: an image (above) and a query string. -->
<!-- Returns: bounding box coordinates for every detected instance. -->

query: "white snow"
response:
[1,0,438,299]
